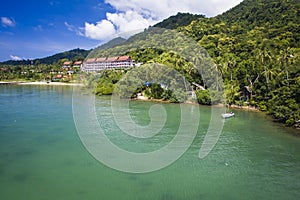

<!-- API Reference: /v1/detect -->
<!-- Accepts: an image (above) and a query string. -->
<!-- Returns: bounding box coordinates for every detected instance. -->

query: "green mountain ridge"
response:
[154,12,204,29]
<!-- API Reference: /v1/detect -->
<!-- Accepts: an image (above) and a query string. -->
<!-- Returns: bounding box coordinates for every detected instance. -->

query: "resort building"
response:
[62,60,83,68]
[81,56,135,72]
[73,61,83,68]
[62,61,71,68]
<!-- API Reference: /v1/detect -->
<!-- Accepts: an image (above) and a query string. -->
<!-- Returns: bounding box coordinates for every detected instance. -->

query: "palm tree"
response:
[222,53,236,82]
[215,57,225,92]
[228,57,236,82]
[247,74,260,100]
[279,47,293,86]
[257,48,272,93]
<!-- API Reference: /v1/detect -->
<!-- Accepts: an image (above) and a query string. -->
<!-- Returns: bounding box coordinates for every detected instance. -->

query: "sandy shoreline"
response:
[0,81,84,86]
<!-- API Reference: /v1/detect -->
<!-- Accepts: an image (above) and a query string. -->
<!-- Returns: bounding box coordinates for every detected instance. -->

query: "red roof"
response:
[74,61,82,65]
[63,61,71,65]
[106,56,119,62]
[95,57,107,62]
[85,58,96,63]
[118,56,131,61]
[85,56,132,63]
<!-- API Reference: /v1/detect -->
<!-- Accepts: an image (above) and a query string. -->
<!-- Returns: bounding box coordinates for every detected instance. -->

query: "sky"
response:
[0,0,243,61]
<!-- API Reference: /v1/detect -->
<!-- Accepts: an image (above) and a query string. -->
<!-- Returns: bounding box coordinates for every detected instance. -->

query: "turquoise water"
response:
[0,85,300,200]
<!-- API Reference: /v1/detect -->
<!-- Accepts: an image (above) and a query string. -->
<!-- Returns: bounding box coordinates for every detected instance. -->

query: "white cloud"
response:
[84,10,157,40]
[107,11,157,34]
[10,55,22,61]
[83,0,243,41]
[105,0,194,19]
[1,17,16,27]
[85,18,117,40]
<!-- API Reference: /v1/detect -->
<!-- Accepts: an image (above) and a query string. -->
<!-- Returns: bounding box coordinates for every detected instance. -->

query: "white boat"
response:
[221,112,235,119]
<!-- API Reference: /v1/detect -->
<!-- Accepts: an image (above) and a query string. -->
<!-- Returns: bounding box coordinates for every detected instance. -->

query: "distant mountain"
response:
[35,48,91,64]
[1,48,91,65]
[154,12,204,29]
[0,59,32,66]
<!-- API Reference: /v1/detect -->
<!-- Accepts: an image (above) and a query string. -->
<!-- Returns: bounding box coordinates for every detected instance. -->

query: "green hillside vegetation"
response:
[90,0,300,127]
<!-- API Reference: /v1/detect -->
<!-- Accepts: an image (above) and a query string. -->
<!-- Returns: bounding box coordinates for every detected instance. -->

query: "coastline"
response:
[227,104,260,112]
[0,81,84,86]
[0,81,260,112]
[134,96,261,112]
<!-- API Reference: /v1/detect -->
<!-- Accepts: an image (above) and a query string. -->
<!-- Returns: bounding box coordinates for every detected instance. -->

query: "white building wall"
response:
[82,60,135,72]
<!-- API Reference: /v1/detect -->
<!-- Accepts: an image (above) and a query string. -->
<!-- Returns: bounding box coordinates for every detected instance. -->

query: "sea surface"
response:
[0,85,299,200]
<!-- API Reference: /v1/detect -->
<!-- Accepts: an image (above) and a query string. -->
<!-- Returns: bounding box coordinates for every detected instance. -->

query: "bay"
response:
[0,85,299,200]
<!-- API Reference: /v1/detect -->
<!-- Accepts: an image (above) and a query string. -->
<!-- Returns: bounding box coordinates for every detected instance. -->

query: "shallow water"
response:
[0,85,299,200]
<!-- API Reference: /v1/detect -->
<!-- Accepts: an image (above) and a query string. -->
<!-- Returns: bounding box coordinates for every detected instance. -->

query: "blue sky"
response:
[0,0,242,61]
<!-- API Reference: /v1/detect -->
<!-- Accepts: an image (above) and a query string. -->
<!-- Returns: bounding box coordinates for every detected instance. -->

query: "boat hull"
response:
[221,113,235,119]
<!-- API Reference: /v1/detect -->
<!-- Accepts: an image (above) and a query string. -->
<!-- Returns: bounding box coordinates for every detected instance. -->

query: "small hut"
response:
[241,86,251,101]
